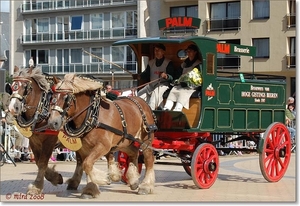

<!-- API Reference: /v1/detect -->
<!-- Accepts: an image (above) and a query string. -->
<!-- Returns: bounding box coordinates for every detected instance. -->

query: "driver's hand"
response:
[160,72,168,79]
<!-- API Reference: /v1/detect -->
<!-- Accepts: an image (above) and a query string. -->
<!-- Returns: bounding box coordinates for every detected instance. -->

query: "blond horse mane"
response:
[55,73,103,93]
[13,66,50,91]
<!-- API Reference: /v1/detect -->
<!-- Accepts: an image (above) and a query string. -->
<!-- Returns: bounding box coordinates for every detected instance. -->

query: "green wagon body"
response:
[113,36,287,133]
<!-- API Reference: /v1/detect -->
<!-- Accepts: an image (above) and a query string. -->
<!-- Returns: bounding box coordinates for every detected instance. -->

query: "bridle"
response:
[10,77,51,129]
[50,89,100,137]
[10,78,33,104]
[50,89,76,121]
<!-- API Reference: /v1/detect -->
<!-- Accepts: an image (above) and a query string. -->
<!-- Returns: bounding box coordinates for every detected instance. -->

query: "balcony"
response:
[286,55,296,69]
[286,14,296,29]
[21,0,137,13]
[21,28,137,45]
[206,18,241,32]
[39,61,137,75]
[217,56,240,70]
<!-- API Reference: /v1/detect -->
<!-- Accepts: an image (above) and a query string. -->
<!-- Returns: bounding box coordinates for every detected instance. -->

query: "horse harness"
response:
[97,96,157,150]
[60,90,157,150]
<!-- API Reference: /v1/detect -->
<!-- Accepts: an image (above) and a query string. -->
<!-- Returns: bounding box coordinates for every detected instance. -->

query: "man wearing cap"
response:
[134,43,175,110]
[163,44,202,111]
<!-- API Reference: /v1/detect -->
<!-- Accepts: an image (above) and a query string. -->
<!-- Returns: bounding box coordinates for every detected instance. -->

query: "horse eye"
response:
[12,82,20,91]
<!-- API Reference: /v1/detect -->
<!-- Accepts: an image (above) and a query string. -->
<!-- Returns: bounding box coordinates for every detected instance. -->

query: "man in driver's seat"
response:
[133,43,175,110]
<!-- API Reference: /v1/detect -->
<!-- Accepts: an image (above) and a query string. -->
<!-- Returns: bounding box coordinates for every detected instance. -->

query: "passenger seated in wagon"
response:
[163,44,202,111]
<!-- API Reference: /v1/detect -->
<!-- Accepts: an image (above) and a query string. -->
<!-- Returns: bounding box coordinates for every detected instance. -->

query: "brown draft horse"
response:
[6,67,81,195]
[47,73,157,199]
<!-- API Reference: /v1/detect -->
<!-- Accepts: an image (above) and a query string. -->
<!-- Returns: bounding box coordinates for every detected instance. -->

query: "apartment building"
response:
[9,0,296,96]
[10,0,139,89]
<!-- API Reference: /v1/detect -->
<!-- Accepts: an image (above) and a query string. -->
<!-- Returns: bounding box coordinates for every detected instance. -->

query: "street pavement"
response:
[0,153,297,203]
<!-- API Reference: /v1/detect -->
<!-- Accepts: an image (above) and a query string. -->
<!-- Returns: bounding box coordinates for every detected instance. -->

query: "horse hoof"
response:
[27,190,41,196]
[80,194,94,199]
[66,186,78,190]
[27,183,42,195]
[57,174,63,185]
[130,182,139,190]
[138,187,153,195]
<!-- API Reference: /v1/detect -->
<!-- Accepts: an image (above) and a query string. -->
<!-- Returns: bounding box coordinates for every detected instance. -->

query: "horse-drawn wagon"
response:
[113,36,291,189]
[5,35,291,199]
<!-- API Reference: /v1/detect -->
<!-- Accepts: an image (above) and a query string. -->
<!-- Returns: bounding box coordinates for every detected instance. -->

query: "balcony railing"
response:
[37,62,137,75]
[286,55,296,69]
[286,14,296,28]
[206,18,241,32]
[21,0,136,13]
[217,56,240,70]
[21,28,137,44]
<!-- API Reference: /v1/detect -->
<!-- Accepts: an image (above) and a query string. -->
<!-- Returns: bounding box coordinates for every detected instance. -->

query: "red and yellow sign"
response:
[158,17,201,30]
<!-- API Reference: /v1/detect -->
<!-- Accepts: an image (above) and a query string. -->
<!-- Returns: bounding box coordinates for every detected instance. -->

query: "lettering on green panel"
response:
[233,83,284,106]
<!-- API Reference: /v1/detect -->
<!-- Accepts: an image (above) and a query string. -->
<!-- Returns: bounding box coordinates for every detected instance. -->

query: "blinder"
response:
[5,83,12,95]
[46,91,52,102]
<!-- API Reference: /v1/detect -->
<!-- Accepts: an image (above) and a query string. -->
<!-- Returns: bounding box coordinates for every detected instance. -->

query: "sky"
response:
[0,1,9,12]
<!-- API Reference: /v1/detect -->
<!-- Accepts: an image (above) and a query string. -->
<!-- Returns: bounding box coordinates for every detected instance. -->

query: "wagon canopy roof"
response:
[112,36,216,46]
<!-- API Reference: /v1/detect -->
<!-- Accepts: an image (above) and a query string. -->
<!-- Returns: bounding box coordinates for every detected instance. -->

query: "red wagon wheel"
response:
[118,152,143,183]
[259,122,291,182]
[191,143,219,189]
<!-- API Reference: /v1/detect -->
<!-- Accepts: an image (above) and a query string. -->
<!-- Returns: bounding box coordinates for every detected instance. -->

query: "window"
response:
[37,50,49,64]
[170,5,198,18]
[71,49,82,63]
[290,37,296,56]
[287,37,296,68]
[112,12,125,28]
[91,48,102,63]
[112,46,124,62]
[217,39,241,70]
[37,18,49,33]
[253,38,269,58]
[126,11,137,28]
[211,2,240,19]
[57,16,69,40]
[91,13,103,29]
[71,16,83,30]
[290,0,296,14]
[169,5,198,32]
[126,11,137,36]
[209,2,240,31]
[253,0,269,19]
[287,0,296,28]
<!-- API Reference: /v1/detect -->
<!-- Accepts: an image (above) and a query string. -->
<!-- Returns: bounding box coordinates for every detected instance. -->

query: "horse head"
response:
[8,66,52,128]
[48,73,103,131]
[48,87,76,131]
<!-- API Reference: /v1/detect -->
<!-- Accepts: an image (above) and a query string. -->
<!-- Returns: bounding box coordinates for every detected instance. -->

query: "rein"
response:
[82,48,163,95]
[65,101,94,124]
[82,49,133,75]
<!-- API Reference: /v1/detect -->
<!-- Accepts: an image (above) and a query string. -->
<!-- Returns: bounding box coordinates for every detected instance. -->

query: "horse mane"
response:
[56,73,103,93]
[13,67,50,91]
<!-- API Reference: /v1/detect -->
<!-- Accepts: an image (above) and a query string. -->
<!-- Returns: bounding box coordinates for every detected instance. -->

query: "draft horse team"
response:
[6,66,157,199]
